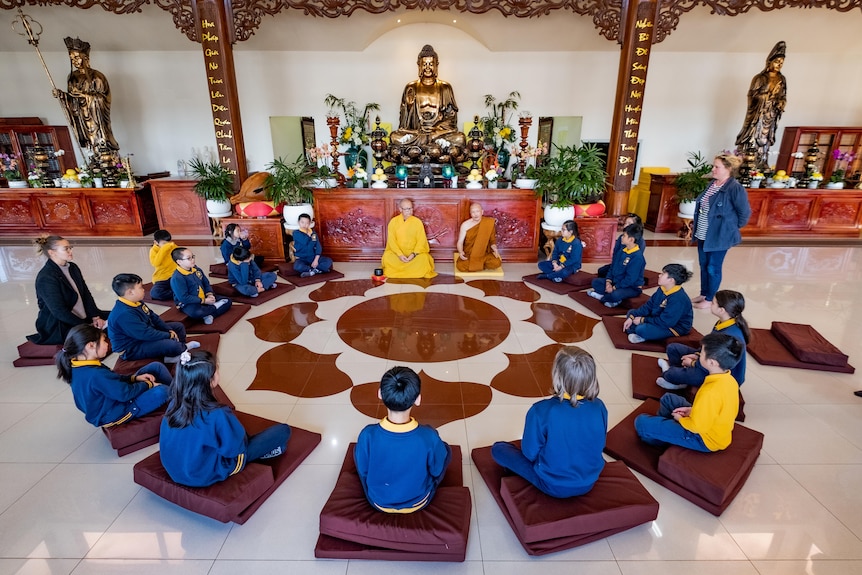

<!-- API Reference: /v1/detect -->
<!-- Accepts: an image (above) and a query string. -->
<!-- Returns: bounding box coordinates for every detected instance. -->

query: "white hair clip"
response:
[179,351,192,365]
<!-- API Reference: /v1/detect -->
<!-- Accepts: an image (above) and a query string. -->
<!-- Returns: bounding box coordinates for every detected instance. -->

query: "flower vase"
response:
[7,180,29,189]
[93,177,104,188]
[496,148,510,173]
[488,180,498,189]
[808,181,819,189]
[344,145,368,172]
[826,182,845,189]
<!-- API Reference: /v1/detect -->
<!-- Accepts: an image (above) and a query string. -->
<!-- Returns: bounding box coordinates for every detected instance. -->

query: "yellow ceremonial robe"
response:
[456,217,500,272]
[382,215,437,278]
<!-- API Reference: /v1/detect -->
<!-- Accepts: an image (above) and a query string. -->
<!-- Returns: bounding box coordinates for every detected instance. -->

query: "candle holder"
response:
[518,114,532,175]
[738,145,757,186]
[467,115,484,172]
[395,164,409,188]
[370,116,388,171]
[326,115,342,185]
[800,134,820,187]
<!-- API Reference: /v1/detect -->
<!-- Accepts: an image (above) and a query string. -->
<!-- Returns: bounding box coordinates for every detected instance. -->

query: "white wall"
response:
[2,22,861,177]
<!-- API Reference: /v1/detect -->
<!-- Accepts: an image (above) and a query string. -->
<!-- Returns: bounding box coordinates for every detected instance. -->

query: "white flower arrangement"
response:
[484,169,499,182]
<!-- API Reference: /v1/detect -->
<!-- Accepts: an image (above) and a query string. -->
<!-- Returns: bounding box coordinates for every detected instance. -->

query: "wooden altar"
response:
[313,187,543,262]
[743,187,862,237]
[0,185,158,237]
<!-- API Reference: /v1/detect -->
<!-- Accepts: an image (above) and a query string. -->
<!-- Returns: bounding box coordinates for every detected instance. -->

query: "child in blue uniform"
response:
[149,229,177,301]
[159,349,291,487]
[657,289,750,390]
[170,248,232,325]
[597,213,645,278]
[491,346,608,498]
[56,324,170,428]
[220,223,265,268]
[107,273,198,362]
[587,223,646,307]
[635,332,743,452]
[537,220,583,283]
[354,366,452,513]
[623,263,694,344]
[227,245,277,297]
[293,213,333,278]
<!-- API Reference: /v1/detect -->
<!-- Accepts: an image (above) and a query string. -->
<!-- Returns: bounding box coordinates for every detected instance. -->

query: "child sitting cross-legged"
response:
[56,324,170,428]
[656,289,750,390]
[635,331,743,453]
[170,247,231,325]
[293,213,333,278]
[587,223,646,307]
[537,220,583,283]
[354,366,452,513]
[491,346,608,498]
[159,350,291,487]
[107,273,198,363]
[149,229,178,301]
[622,263,694,344]
[227,245,277,297]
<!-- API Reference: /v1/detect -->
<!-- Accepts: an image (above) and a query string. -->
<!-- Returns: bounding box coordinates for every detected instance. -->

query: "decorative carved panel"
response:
[766,198,814,228]
[221,217,285,260]
[413,202,459,249]
[577,217,616,262]
[317,204,386,247]
[38,196,87,226]
[90,197,135,224]
[487,207,534,248]
[149,179,211,235]
[0,197,39,227]
[815,199,860,227]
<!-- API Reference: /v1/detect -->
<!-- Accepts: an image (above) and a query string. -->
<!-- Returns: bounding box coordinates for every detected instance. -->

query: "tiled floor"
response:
[0,237,861,574]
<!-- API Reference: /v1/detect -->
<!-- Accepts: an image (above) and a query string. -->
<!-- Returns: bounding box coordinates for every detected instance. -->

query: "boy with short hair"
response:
[149,229,177,301]
[169,248,232,325]
[634,332,743,452]
[587,223,646,307]
[293,213,333,278]
[623,263,694,344]
[228,245,277,297]
[354,366,452,513]
[107,273,198,362]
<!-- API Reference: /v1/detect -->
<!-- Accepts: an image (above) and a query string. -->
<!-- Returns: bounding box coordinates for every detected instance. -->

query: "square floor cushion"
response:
[13,341,62,367]
[569,291,651,316]
[453,252,504,278]
[112,333,220,376]
[748,328,855,374]
[101,406,166,456]
[602,315,703,352]
[770,322,852,368]
[522,272,591,295]
[140,282,174,306]
[604,399,763,516]
[159,303,250,335]
[315,443,470,562]
[283,269,345,287]
[471,444,658,556]
[133,416,321,524]
[630,353,747,422]
[211,280,295,305]
[209,261,279,280]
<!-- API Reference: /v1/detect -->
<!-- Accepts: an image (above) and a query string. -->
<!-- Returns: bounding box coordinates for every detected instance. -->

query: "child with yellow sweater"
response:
[634,332,742,452]
[149,229,178,301]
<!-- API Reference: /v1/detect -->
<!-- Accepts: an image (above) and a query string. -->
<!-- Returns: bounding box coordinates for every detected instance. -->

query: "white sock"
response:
[213,298,228,309]
[658,358,670,372]
[186,341,201,350]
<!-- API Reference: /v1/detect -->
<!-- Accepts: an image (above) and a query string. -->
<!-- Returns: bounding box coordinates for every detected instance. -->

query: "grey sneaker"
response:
[658,358,670,372]
[300,271,314,278]
[259,446,283,459]
[604,301,619,308]
[213,299,228,309]
[627,333,646,344]
[656,377,688,390]
[203,315,214,325]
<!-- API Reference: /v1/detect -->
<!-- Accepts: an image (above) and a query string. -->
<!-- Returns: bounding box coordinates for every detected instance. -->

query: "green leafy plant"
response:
[674,151,711,202]
[265,155,316,206]
[324,94,380,147]
[187,157,234,201]
[479,91,520,152]
[535,143,607,207]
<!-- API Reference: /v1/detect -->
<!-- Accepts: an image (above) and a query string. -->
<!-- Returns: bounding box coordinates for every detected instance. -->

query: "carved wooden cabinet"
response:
[148,177,211,235]
[645,174,683,233]
[0,121,77,184]
[776,126,862,186]
[219,217,286,261]
[742,188,862,237]
[0,186,158,236]
[313,188,542,262]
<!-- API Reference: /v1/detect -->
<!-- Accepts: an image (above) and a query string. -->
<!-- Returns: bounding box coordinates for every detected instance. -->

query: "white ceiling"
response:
[0,5,857,54]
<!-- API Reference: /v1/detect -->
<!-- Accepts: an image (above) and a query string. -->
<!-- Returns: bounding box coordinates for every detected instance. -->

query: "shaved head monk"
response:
[381,199,437,279]
[456,203,501,273]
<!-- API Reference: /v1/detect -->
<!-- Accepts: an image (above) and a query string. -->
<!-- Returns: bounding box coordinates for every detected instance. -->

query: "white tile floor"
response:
[0,238,861,574]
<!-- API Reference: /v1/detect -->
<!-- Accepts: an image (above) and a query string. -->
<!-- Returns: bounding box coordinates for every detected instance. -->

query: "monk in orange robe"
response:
[381,199,437,279]
[456,203,501,272]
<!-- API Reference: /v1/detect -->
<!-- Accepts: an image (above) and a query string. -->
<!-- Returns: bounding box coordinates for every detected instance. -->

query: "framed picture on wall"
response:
[301,116,316,164]
[537,117,553,166]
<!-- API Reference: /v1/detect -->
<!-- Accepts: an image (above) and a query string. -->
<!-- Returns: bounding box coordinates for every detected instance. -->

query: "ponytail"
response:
[714,290,750,343]
[55,324,103,383]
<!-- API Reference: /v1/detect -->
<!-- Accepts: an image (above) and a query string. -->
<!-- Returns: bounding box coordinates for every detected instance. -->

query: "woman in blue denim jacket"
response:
[691,154,751,309]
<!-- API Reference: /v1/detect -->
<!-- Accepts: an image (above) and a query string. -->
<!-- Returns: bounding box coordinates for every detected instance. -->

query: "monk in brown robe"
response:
[456,203,501,272]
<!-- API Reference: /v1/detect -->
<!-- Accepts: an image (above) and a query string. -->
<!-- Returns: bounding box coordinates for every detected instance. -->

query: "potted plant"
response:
[674,151,711,216]
[265,155,316,229]
[535,143,608,226]
[188,157,234,216]
[324,94,380,173]
[0,153,27,188]
[480,91,520,172]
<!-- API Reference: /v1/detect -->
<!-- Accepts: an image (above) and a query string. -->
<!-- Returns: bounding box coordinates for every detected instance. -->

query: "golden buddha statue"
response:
[389,45,467,165]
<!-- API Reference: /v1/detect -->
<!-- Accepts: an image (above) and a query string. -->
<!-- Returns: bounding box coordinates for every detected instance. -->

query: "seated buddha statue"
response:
[388,45,467,165]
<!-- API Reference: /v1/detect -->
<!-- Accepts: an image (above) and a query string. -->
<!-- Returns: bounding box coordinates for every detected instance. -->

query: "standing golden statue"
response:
[735,41,787,169]
[53,37,119,152]
[389,45,466,164]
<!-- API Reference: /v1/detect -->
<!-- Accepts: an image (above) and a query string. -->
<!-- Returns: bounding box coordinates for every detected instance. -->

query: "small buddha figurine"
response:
[389,45,466,163]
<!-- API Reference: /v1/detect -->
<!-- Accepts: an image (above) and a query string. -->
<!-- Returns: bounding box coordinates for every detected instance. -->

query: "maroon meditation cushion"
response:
[211,281,295,305]
[602,315,703,352]
[748,328,855,374]
[101,407,165,456]
[159,304,250,335]
[283,269,345,287]
[568,291,651,317]
[771,322,849,367]
[521,273,580,295]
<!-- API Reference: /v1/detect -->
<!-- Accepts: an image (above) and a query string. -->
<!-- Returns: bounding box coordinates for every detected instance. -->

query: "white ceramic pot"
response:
[466,181,483,189]
[543,204,576,228]
[93,177,104,188]
[826,182,845,189]
[749,178,763,188]
[119,180,130,188]
[678,200,696,217]
[7,180,29,189]
[808,181,820,189]
[371,181,387,189]
[282,203,313,230]
[314,178,338,189]
[515,178,538,189]
[205,199,232,218]
[488,180,498,189]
